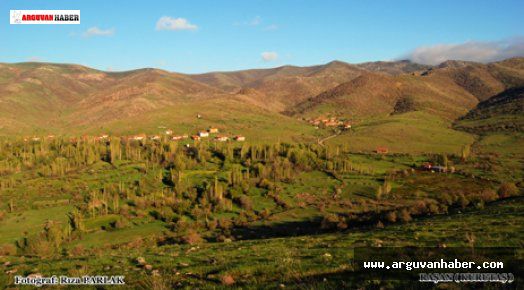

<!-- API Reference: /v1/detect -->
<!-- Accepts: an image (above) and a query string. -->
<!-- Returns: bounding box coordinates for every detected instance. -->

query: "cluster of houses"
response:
[305,117,352,129]
[188,128,245,142]
[24,127,246,144]
[97,127,245,143]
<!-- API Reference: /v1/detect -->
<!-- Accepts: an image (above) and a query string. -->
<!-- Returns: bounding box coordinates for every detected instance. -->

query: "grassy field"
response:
[0,126,522,289]
[1,198,522,289]
[326,111,476,154]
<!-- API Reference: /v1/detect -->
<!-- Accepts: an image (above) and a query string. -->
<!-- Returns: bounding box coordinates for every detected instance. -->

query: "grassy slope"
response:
[1,198,522,288]
[326,111,475,154]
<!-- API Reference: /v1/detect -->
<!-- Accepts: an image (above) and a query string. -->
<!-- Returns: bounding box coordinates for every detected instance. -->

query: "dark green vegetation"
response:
[0,133,522,288]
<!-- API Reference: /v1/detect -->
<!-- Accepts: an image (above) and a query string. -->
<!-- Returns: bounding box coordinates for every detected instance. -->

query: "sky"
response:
[1,0,523,73]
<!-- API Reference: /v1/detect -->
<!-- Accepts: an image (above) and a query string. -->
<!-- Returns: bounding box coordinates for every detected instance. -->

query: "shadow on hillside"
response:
[230,218,327,240]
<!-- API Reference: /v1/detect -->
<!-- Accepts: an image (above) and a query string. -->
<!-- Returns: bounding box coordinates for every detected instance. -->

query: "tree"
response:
[68,209,85,232]
[461,145,471,160]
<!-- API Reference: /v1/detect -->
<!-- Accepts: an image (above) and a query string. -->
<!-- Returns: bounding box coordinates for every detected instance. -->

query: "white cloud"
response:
[156,16,198,31]
[249,16,261,26]
[404,37,524,65]
[261,51,278,62]
[84,27,115,37]
[235,16,262,27]
[263,24,278,31]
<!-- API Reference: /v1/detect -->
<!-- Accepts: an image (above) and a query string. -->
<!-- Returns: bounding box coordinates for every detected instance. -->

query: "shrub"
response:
[180,229,203,245]
[0,243,16,256]
[69,245,85,257]
[480,189,498,203]
[498,183,519,198]
[398,209,412,223]
[320,214,339,230]
[385,211,397,223]
[238,196,253,211]
[220,274,235,286]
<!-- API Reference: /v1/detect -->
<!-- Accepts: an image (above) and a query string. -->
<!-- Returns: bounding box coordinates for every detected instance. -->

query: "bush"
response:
[220,274,235,286]
[112,218,129,229]
[385,211,397,223]
[320,214,340,230]
[238,196,253,211]
[498,183,519,198]
[0,243,16,256]
[69,245,85,256]
[180,229,203,245]
[480,189,498,203]
[398,209,412,223]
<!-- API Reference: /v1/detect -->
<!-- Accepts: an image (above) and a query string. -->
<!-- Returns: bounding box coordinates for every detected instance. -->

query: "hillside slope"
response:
[1,58,524,140]
[289,58,524,121]
[454,86,524,133]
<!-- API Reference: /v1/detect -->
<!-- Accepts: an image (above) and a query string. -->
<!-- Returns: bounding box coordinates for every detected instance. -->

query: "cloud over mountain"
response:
[405,37,524,65]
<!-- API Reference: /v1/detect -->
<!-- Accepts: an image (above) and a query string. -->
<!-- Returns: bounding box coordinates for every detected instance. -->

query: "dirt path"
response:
[318,131,341,146]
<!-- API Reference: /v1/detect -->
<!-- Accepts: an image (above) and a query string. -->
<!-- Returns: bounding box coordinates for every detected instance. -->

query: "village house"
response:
[172,134,189,141]
[165,129,173,135]
[31,137,41,142]
[375,147,388,154]
[342,122,352,129]
[234,135,246,142]
[324,120,340,127]
[94,134,109,141]
[131,134,146,141]
[208,128,219,134]
[214,136,228,142]
[191,135,201,141]
[150,135,161,141]
[198,131,209,137]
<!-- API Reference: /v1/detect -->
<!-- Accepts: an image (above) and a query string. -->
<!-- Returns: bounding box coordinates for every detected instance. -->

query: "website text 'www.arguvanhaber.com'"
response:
[363,259,515,284]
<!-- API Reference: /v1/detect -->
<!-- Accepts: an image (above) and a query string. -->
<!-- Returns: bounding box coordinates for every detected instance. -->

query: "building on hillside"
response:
[342,123,352,129]
[132,134,146,141]
[375,147,388,154]
[47,135,55,139]
[325,119,342,127]
[191,135,201,141]
[165,129,173,135]
[198,131,209,137]
[150,135,161,141]
[31,137,41,142]
[197,113,202,119]
[94,134,109,141]
[234,135,246,141]
[172,135,184,141]
[208,128,219,134]
[422,162,432,170]
[214,136,228,142]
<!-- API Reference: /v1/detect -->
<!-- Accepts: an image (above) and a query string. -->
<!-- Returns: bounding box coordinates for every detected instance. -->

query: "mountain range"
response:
[1,57,523,149]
